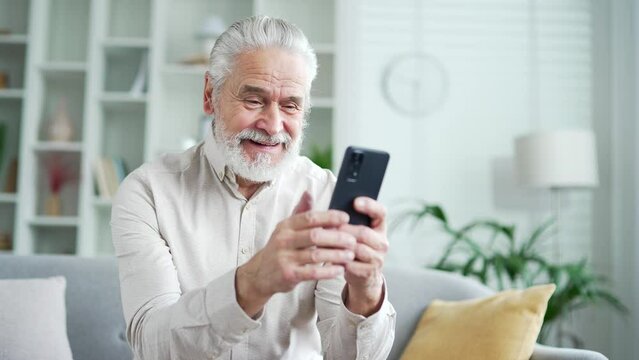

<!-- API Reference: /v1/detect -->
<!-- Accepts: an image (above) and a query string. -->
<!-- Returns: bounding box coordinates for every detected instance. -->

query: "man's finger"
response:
[295,247,355,265]
[294,264,344,282]
[291,228,356,250]
[284,210,349,231]
[351,243,384,267]
[339,224,389,253]
[353,197,387,230]
[292,191,313,215]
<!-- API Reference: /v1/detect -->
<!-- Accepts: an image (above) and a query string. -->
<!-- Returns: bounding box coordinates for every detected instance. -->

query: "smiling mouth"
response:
[248,139,280,147]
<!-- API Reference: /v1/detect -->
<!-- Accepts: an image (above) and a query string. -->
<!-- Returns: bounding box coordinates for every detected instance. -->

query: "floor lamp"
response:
[514,129,599,346]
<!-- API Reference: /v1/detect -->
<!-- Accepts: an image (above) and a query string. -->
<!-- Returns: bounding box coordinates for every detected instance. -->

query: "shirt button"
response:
[241,248,248,254]
[245,203,251,210]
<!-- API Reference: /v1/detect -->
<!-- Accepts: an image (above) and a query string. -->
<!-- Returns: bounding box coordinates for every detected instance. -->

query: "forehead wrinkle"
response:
[226,50,310,103]
[236,76,306,101]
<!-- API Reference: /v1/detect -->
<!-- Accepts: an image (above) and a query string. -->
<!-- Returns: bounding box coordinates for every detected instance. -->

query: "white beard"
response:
[212,117,303,183]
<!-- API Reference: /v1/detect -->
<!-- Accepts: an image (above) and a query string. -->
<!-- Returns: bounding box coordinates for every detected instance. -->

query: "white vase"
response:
[48,97,74,142]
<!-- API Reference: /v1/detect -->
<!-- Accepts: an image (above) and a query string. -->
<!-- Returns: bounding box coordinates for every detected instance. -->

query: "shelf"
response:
[104,37,150,49]
[0,193,17,204]
[29,216,79,227]
[0,89,24,99]
[0,250,13,255]
[40,62,87,76]
[93,198,113,208]
[0,34,28,45]
[101,92,147,108]
[312,97,334,108]
[162,64,208,77]
[33,141,83,152]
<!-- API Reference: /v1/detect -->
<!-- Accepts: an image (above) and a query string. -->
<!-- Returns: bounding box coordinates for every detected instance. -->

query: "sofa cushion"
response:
[400,283,556,360]
[0,255,132,360]
[0,276,73,360]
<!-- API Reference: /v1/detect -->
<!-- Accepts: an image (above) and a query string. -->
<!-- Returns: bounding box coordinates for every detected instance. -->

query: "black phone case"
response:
[328,146,390,226]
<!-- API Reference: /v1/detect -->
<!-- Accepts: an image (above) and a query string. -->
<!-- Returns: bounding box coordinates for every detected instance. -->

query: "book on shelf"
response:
[93,156,128,199]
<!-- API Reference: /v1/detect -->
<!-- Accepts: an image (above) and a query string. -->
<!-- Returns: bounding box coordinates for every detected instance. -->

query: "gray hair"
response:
[208,15,318,112]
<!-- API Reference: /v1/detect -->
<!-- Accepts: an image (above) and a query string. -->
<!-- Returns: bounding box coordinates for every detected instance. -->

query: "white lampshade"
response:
[514,129,599,188]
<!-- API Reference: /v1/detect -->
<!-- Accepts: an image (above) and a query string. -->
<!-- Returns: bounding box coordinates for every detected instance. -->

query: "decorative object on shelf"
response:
[129,51,149,96]
[392,202,627,347]
[180,15,226,66]
[93,156,128,199]
[196,15,226,59]
[381,53,449,118]
[47,96,74,142]
[44,155,76,216]
[0,71,7,89]
[3,158,17,193]
[0,231,11,250]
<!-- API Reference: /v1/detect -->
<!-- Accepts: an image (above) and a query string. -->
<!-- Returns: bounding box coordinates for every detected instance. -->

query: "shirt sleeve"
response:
[310,166,396,359]
[111,168,261,360]
[315,277,396,360]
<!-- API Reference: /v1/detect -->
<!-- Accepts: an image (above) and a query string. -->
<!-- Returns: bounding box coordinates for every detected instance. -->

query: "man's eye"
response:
[282,103,301,112]
[244,99,263,107]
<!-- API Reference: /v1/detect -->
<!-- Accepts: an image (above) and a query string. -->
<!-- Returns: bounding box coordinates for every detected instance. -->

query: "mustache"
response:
[234,128,293,148]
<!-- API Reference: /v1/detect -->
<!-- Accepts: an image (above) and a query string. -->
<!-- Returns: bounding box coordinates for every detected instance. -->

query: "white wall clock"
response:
[381,53,449,118]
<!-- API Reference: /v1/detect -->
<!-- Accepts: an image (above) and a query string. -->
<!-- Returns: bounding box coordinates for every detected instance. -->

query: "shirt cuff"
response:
[204,268,262,346]
[337,279,397,359]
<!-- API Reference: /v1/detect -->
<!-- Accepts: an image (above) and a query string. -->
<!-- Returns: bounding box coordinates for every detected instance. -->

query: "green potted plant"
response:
[392,200,628,345]
[307,144,332,170]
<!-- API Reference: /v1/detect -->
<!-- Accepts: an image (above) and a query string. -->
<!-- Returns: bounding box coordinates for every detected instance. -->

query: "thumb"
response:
[292,191,313,215]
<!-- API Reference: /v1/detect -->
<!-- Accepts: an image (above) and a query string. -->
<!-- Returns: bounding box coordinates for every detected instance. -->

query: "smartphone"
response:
[329,146,390,226]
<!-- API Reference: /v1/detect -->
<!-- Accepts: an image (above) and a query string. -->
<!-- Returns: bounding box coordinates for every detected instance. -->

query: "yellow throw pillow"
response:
[400,284,556,360]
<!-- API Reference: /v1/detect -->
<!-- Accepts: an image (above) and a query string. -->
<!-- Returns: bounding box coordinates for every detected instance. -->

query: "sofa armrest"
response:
[531,344,608,360]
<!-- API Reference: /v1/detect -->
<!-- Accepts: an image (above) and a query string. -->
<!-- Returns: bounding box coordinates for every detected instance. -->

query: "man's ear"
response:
[203,72,215,115]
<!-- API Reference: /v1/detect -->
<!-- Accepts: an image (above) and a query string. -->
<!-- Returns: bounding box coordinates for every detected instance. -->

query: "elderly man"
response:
[111,16,395,359]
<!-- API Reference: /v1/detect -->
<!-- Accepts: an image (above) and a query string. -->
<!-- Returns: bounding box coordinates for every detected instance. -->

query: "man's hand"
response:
[235,192,356,317]
[340,197,389,317]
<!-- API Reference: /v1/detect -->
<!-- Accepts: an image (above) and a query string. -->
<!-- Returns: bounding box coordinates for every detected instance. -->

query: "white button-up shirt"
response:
[111,134,396,360]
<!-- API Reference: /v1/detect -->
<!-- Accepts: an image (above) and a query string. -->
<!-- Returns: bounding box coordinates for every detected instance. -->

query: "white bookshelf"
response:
[0,193,17,203]
[0,0,30,254]
[103,37,151,49]
[39,62,87,74]
[29,216,79,227]
[3,0,337,257]
[0,34,29,44]
[33,141,83,152]
[0,89,24,99]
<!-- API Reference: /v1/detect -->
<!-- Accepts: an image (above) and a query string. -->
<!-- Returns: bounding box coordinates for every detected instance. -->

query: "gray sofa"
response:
[0,255,607,360]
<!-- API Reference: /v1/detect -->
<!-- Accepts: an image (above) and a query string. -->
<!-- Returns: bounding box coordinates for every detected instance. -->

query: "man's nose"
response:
[257,102,284,136]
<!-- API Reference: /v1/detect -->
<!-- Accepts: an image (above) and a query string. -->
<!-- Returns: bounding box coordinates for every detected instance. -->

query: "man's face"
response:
[205,48,310,182]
